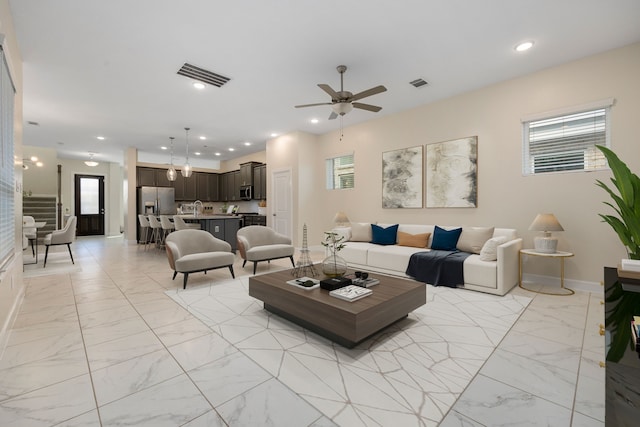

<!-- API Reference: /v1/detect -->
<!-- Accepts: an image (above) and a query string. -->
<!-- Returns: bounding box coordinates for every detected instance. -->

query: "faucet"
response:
[193,200,203,218]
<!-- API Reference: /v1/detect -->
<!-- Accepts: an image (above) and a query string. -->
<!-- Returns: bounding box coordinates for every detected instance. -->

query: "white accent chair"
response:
[160,215,175,244]
[165,229,235,289]
[173,215,201,230]
[147,215,163,248]
[236,226,295,275]
[43,216,77,267]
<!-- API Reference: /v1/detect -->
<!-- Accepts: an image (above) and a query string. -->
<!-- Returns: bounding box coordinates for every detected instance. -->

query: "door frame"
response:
[74,173,105,236]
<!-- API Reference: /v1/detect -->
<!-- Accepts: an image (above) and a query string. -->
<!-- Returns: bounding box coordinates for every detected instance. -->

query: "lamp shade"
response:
[529,213,564,253]
[333,211,350,226]
[528,214,564,232]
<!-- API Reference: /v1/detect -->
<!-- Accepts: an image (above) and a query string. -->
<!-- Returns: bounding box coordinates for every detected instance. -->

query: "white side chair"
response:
[236,226,295,274]
[165,229,235,289]
[138,214,151,250]
[147,215,163,248]
[43,215,77,267]
[173,215,201,230]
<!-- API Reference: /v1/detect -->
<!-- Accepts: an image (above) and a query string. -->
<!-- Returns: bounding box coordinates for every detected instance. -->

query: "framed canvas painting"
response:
[382,146,423,208]
[425,136,478,208]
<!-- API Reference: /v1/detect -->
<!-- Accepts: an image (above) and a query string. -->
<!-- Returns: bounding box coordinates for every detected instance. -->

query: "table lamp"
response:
[333,211,350,227]
[529,213,564,253]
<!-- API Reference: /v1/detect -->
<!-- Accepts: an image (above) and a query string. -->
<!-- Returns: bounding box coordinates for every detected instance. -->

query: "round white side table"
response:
[519,249,575,296]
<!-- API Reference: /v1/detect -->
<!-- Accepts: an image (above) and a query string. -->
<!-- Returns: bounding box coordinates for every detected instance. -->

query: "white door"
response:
[272,169,292,239]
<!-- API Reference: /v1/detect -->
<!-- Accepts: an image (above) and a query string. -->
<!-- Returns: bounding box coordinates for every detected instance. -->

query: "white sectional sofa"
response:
[333,223,522,296]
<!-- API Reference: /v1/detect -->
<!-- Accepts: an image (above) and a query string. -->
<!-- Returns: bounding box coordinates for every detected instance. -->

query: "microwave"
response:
[240,185,253,200]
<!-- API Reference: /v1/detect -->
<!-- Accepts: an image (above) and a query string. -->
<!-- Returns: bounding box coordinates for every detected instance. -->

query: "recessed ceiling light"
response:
[515,41,534,52]
[194,152,201,156]
[199,136,206,140]
[215,152,221,156]
[30,156,38,162]
[228,148,235,152]
[97,136,105,140]
[161,146,168,150]
[244,142,251,146]
[270,133,278,137]
[193,82,205,90]
[311,118,319,124]
[36,161,43,167]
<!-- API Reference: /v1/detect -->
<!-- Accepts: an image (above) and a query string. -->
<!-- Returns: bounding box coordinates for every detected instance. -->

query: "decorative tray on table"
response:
[286,277,320,290]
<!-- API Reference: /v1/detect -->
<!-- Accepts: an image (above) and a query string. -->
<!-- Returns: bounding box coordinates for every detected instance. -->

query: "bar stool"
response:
[160,215,175,244]
[147,215,163,248]
[138,214,151,250]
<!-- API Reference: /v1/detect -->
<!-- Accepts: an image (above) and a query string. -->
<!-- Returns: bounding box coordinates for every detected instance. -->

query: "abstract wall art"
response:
[382,146,423,208]
[425,136,478,208]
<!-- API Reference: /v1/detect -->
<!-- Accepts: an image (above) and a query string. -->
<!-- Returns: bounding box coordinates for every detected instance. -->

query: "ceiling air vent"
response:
[409,78,428,88]
[177,63,231,88]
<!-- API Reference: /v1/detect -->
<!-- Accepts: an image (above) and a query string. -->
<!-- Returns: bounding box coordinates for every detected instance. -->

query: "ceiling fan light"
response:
[332,102,353,115]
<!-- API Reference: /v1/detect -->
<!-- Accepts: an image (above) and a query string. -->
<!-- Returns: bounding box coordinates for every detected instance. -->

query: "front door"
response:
[74,174,105,236]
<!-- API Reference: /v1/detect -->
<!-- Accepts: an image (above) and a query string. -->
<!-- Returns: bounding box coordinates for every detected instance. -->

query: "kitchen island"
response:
[179,215,242,251]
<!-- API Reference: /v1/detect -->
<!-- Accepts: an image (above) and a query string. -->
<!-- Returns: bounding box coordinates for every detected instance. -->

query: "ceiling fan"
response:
[295,65,387,120]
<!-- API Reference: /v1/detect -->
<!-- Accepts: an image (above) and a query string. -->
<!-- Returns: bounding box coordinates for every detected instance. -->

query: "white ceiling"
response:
[9,0,640,167]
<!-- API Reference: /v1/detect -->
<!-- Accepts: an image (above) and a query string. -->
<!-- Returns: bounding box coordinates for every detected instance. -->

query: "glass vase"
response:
[321,253,348,278]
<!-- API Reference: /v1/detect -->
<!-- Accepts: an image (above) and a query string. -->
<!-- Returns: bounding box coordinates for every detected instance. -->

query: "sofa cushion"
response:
[367,245,428,272]
[397,231,430,248]
[175,252,235,273]
[431,226,462,251]
[463,255,498,289]
[246,244,294,261]
[371,224,398,245]
[457,226,495,254]
[340,242,371,265]
[350,222,372,242]
[479,236,508,261]
[332,227,351,243]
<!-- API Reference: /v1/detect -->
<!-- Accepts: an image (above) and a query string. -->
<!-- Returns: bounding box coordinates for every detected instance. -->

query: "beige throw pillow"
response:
[479,236,508,261]
[397,231,430,248]
[457,227,495,254]
[350,222,372,242]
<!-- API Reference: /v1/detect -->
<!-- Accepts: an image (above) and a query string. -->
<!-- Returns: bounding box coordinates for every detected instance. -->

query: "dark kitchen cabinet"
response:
[137,167,156,186]
[173,171,196,200]
[227,170,240,201]
[208,173,219,201]
[195,172,210,201]
[253,164,266,200]
[239,162,261,187]
[219,173,228,202]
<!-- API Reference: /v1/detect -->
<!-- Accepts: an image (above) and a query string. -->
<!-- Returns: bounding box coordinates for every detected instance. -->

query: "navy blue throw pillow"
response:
[371,224,399,245]
[431,226,462,251]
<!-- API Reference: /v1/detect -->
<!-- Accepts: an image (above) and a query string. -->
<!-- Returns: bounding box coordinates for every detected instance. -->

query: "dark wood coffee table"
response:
[248,269,426,348]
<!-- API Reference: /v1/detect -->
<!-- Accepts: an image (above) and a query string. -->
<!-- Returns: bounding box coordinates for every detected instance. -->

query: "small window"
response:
[326,154,354,190]
[523,107,610,175]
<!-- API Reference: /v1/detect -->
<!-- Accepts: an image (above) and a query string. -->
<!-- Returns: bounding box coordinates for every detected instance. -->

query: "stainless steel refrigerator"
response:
[137,186,175,242]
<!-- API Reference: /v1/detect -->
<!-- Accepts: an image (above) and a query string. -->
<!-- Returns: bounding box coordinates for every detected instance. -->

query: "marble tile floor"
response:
[1,236,605,426]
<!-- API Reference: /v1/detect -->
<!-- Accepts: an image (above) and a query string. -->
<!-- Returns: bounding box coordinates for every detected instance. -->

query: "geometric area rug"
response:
[167,278,531,426]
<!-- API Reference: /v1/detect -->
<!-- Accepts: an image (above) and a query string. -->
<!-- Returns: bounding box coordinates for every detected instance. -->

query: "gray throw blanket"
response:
[405,250,471,287]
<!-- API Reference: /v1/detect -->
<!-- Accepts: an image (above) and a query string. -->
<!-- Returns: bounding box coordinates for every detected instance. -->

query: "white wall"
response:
[278,43,640,285]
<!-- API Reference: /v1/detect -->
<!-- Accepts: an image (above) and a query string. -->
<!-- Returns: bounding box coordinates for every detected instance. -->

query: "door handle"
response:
[100,209,105,214]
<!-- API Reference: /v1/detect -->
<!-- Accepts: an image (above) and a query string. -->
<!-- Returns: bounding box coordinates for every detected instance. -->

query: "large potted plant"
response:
[595,145,640,362]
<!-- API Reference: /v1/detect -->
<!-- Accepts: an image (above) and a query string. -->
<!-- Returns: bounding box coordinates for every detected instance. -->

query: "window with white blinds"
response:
[523,107,610,175]
[326,154,354,190]
[0,46,16,270]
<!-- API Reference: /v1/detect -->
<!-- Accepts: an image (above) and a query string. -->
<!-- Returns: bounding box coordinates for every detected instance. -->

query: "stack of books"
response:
[632,316,640,353]
[330,285,372,302]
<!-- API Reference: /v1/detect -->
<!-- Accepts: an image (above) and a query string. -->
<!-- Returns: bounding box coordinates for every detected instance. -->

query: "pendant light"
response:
[166,137,177,181]
[181,127,192,178]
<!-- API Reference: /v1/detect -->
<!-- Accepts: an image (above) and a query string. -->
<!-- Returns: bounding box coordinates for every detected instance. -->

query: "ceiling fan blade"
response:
[350,85,387,102]
[328,111,338,120]
[295,102,333,108]
[352,102,382,112]
[318,84,339,100]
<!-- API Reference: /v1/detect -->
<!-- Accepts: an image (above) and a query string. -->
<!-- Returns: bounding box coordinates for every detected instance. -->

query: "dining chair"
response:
[43,216,77,267]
